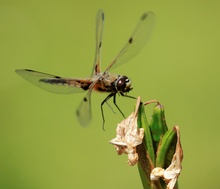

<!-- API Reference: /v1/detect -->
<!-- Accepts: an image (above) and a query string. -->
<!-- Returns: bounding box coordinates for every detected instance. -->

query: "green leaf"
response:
[156,128,177,168]
[137,102,162,189]
[149,104,168,150]
[138,103,155,165]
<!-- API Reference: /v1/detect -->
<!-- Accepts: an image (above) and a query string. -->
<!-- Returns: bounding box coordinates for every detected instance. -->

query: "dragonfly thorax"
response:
[114,75,132,93]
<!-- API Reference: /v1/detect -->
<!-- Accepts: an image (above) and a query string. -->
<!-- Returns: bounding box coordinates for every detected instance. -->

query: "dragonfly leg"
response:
[105,101,116,114]
[101,93,115,130]
[121,93,137,100]
[113,94,125,118]
[100,93,135,130]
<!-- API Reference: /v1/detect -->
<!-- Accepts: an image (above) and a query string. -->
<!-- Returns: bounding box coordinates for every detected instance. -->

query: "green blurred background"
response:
[1,0,220,188]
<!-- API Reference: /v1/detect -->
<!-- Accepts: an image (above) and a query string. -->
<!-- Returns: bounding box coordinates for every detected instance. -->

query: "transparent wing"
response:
[90,9,104,77]
[15,69,91,94]
[76,10,104,126]
[104,11,155,72]
[76,90,92,127]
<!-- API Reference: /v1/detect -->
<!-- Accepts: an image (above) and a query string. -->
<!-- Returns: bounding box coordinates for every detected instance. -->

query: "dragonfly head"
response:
[115,75,132,93]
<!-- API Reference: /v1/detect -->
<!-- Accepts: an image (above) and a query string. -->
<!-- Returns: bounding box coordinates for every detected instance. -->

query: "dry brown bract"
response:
[109,96,144,166]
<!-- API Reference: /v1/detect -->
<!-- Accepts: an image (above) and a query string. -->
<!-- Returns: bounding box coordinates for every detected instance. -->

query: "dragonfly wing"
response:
[77,10,104,126]
[16,69,91,94]
[105,12,155,72]
[76,90,92,126]
[90,9,104,76]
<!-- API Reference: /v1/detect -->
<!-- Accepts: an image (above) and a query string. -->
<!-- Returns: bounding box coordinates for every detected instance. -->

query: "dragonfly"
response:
[15,10,155,128]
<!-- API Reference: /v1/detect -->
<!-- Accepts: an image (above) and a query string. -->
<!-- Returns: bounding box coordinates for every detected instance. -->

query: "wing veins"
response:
[16,69,91,94]
[104,11,155,72]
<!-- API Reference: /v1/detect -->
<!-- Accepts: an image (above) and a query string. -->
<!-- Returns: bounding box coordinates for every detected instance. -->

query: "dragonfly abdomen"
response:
[40,78,92,91]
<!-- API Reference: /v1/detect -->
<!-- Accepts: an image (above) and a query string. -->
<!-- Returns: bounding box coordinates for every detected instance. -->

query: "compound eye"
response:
[116,76,132,92]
